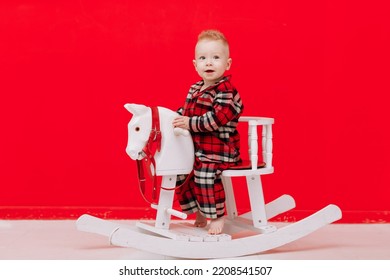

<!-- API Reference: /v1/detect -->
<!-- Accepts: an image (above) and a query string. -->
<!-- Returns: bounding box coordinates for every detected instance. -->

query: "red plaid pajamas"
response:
[176,76,243,219]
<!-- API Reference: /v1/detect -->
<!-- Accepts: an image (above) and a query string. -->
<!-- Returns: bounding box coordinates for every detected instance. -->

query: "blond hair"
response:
[197,30,229,47]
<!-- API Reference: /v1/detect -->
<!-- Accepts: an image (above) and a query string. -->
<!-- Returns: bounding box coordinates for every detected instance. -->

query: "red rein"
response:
[136,106,193,205]
[136,107,161,202]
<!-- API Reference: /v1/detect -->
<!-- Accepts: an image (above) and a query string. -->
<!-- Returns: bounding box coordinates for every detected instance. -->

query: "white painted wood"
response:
[225,216,277,234]
[239,116,274,125]
[262,125,266,167]
[76,195,294,240]
[153,175,178,229]
[76,105,342,259]
[136,221,191,241]
[249,121,258,170]
[265,124,273,167]
[76,205,342,259]
[124,104,194,176]
[222,166,274,177]
[77,214,121,238]
[238,116,274,169]
[246,175,267,228]
[150,204,187,220]
[221,176,238,220]
[240,194,296,221]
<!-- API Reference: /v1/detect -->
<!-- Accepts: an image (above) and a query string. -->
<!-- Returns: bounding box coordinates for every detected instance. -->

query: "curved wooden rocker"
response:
[76,104,342,259]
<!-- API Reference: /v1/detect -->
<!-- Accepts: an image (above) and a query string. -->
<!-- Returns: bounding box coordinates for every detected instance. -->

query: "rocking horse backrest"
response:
[124,104,194,176]
[240,116,274,170]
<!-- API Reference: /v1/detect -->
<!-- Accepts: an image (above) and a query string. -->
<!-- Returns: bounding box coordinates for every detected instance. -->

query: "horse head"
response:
[124,103,151,160]
[124,103,194,176]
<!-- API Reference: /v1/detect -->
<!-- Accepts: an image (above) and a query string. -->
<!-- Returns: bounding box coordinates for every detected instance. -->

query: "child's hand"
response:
[173,116,190,130]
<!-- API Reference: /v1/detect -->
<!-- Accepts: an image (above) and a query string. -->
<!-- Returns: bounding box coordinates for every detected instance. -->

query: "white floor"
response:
[1,220,390,260]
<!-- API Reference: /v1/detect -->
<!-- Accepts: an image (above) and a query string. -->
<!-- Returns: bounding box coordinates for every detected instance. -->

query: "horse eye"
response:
[135,127,140,132]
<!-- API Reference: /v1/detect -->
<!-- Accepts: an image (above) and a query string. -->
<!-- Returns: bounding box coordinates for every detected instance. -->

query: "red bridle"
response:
[135,106,194,205]
[136,106,161,202]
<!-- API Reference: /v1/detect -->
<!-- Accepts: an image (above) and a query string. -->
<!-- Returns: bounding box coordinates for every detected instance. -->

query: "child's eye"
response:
[199,56,205,60]
[213,56,220,59]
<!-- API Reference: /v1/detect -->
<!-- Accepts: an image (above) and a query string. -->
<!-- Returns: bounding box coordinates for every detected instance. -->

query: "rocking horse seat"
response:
[228,160,266,170]
[223,160,272,177]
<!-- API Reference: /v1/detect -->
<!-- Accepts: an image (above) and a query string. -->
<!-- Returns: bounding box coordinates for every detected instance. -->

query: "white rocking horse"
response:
[76,103,342,259]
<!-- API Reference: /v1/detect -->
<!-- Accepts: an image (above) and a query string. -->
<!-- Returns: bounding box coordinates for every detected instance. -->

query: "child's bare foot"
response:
[208,217,225,235]
[194,211,207,228]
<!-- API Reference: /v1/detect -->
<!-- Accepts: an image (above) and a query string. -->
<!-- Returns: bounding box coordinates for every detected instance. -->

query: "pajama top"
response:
[177,75,243,163]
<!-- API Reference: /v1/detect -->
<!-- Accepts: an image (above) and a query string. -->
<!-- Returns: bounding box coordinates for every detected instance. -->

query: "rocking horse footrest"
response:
[150,204,188,219]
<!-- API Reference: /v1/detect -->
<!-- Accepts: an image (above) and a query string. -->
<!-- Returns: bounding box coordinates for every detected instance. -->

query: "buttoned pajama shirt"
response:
[176,76,243,219]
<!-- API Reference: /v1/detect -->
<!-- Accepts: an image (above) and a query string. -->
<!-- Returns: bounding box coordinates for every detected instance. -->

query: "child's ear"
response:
[193,59,197,69]
[226,58,232,70]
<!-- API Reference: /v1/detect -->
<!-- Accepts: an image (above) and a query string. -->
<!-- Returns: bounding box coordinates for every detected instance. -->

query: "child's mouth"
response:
[205,70,214,73]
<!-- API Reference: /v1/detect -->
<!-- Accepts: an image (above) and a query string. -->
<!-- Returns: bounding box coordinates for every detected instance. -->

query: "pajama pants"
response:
[175,158,232,219]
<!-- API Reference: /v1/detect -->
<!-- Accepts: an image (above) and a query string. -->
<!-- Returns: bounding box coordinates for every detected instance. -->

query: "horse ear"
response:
[124,103,149,115]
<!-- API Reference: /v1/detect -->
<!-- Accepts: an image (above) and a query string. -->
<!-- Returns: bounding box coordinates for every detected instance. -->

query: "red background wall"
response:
[1,0,389,222]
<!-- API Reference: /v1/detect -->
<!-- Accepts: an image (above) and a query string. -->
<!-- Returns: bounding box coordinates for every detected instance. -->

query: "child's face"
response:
[193,39,232,87]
